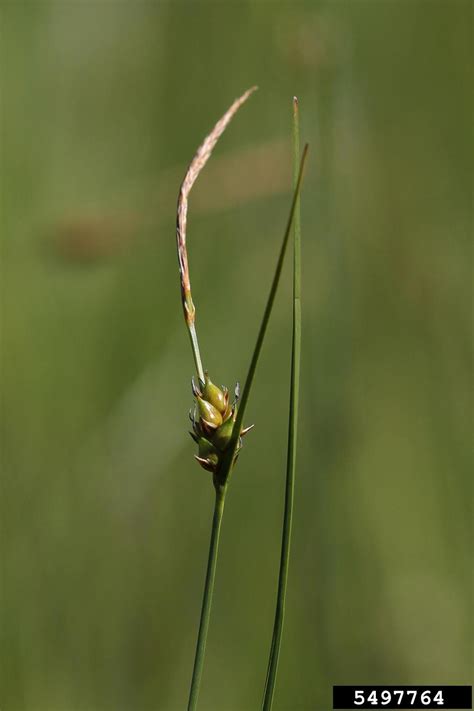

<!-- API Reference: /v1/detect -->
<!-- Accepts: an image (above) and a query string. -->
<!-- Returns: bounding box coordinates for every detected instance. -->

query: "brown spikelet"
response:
[176,86,258,325]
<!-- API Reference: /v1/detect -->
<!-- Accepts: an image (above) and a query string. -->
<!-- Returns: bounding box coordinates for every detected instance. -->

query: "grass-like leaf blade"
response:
[261,96,303,710]
[216,140,308,487]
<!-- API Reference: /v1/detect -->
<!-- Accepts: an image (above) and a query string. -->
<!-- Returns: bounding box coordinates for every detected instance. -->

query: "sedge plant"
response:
[175,88,308,711]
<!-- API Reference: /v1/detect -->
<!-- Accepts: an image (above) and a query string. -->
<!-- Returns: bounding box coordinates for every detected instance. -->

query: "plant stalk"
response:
[216,142,309,486]
[188,321,205,383]
[262,97,302,710]
[187,484,227,711]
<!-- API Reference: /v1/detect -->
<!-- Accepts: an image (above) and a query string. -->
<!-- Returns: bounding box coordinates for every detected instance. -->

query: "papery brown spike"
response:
[176,87,258,327]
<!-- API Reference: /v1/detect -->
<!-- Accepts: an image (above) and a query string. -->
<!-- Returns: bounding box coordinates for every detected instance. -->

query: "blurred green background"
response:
[1,1,472,709]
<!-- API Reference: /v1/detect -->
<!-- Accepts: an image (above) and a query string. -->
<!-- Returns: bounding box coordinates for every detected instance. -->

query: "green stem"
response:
[216,143,309,487]
[187,484,227,711]
[262,97,302,710]
[188,321,205,383]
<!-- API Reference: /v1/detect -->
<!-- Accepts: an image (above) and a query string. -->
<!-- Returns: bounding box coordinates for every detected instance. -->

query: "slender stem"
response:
[262,97,302,710]
[215,143,309,486]
[187,484,227,711]
[188,321,205,383]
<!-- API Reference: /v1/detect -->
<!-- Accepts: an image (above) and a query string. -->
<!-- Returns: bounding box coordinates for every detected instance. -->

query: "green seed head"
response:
[201,372,227,415]
[212,416,235,452]
[190,376,253,475]
[196,396,223,429]
[198,436,218,460]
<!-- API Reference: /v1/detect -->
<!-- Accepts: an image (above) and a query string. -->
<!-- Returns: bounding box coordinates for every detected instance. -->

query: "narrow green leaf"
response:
[262,96,303,710]
[215,141,309,487]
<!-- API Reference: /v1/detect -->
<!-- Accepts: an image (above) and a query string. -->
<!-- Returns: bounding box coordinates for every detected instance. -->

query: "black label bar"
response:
[333,686,472,709]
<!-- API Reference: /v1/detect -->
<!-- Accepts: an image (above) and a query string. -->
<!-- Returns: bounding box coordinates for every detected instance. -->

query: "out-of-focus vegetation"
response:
[1,2,471,710]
